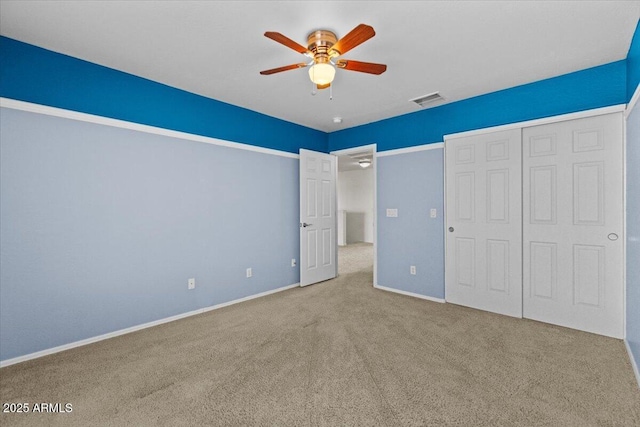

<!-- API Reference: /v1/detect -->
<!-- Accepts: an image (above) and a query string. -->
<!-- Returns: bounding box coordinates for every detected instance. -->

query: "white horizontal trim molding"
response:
[374,284,446,303]
[624,340,640,389]
[0,282,300,368]
[444,104,626,141]
[626,83,640,118]
[376,142,444,157]
[0,97,299,159]
[330,143,377,156]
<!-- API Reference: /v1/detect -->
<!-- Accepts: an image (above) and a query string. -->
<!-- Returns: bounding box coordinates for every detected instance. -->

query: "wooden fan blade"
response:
[264,32,309,54]
[317,83,331,90]
[260,63,307,75]
[336,59,387,75]
[330,24,375,56]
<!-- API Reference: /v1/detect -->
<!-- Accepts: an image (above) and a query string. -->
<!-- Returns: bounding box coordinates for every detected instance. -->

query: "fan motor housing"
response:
[307,30,338,63]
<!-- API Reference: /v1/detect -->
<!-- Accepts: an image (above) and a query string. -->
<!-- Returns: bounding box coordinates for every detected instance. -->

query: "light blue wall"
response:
[0,36,327,154]
[376,148,444,299]
[0,108,300,361]
[626,96,640,376]
[625,19,640,384]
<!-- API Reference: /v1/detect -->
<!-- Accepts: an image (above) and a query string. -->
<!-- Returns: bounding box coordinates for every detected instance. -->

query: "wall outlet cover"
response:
[188,278,195,289]
[246,268,252,278]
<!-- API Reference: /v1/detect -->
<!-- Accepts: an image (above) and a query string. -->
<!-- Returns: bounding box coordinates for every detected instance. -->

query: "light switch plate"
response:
[386,208,398,218]
[430,208,437,218]
[188,278,195,290]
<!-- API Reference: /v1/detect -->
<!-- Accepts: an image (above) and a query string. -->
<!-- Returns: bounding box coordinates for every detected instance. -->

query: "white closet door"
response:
[522,113,624,338]
[445,129,522,317]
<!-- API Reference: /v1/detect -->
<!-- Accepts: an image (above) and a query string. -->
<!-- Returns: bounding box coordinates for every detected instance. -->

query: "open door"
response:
[300,149,337,287]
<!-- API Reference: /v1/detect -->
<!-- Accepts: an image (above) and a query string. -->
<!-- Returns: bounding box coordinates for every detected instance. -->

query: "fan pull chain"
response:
[311,66,317,96]
[330,84,333,101]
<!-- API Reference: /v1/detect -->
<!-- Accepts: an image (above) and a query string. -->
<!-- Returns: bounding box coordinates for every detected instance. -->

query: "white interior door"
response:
[522,113,624,338]
[445,129,522,317]
[300,149,337,287]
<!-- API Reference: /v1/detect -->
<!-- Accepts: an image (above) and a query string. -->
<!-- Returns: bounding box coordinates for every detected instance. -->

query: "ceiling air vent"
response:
[410,92,444,107]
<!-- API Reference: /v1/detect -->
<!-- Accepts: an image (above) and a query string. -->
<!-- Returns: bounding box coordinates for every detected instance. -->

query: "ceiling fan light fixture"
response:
[308,63,335,85]
[359,159,372,168]
[261,24,386,91]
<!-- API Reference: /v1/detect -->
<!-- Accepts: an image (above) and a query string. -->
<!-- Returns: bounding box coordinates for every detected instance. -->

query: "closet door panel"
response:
[445,129,522,317]
[522,113,623,338]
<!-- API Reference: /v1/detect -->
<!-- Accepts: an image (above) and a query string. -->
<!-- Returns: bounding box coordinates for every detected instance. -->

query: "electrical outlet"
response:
[410,266,416,275]
[386,208,398,218]
[188,278,195,289]
[246,268,252,278]
[430,208,437,218]
[291,258,297,267]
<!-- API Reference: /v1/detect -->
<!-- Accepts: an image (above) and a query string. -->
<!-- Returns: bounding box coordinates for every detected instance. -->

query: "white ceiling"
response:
[1,1,638,133]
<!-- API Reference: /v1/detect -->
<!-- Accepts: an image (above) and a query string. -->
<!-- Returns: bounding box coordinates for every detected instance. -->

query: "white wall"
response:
[337,168,374,244]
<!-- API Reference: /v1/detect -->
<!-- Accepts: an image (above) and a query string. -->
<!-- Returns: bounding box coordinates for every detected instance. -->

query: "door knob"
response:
[608,233,618,241]
[301,222,313,228]
[448,227,454,232]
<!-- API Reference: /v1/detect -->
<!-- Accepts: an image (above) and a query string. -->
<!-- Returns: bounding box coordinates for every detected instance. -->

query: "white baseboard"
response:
[200,283,299,313]
[624,339,640,389]
[0,283,299,368]
[374,284,445,303]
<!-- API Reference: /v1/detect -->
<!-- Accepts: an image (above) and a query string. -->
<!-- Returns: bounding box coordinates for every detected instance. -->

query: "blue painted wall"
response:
[0,107,300,361]
[626,88,640,378]
[328,61,627,153]
[0,36,327,154]
[627,20,640,101]
[376,148,444,299]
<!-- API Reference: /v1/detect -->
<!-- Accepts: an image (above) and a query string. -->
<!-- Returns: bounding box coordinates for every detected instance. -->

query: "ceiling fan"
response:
[260,24,387,90]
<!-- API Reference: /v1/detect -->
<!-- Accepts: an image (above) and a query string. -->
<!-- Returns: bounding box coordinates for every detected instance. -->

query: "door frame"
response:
[330,144,378,286]
[299,149,338,287]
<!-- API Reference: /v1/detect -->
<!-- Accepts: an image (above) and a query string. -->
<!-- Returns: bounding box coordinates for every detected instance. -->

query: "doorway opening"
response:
[331,144,377,284]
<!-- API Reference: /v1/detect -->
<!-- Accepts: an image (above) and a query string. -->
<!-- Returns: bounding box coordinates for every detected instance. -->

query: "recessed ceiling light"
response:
[333,116,343,124]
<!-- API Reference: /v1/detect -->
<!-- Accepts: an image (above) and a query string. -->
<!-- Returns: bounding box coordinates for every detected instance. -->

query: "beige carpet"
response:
[1,243,639,426]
